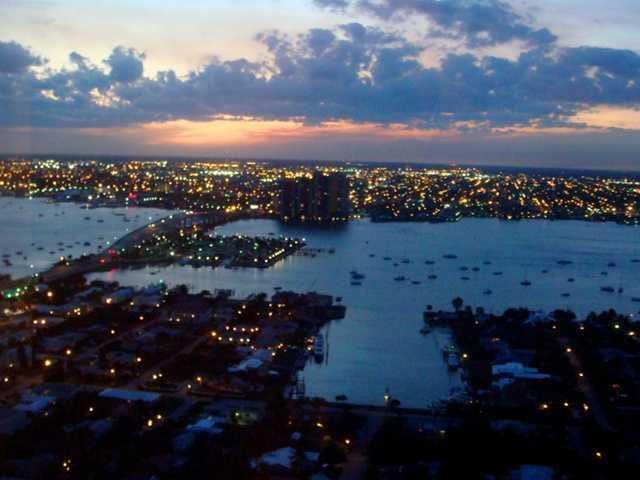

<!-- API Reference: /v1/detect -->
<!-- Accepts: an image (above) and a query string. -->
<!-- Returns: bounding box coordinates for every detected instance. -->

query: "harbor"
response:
[3,200,640,409]
[82,216,639,408]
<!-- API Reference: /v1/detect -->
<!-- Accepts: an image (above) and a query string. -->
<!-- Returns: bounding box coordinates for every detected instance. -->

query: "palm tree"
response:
[452,296,463,312]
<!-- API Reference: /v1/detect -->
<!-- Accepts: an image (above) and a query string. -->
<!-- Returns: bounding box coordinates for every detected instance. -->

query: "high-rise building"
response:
[279,171,349,223]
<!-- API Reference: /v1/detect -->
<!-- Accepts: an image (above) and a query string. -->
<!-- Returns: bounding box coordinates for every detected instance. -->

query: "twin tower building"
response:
[278,171,350,224]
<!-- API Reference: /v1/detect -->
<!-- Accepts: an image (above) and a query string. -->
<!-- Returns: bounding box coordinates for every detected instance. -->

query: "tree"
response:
[17,343,28,369]
[452,296,464,312]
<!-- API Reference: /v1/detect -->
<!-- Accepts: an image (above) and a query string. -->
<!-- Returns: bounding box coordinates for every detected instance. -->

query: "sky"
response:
[2,0,640,170]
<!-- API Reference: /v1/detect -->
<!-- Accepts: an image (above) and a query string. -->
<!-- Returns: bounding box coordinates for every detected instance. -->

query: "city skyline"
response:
[2,0,640,169]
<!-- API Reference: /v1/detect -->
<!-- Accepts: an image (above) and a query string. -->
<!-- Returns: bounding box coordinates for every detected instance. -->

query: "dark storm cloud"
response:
[1,27,640,130]
[317,0,557,48]
[0,40,43,73]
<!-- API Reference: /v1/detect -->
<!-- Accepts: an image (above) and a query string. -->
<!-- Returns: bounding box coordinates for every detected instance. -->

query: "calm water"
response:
[0,197,175,279]
[86,218,640,408]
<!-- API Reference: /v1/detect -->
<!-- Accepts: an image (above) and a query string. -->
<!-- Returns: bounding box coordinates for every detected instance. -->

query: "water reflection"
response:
[89,218,639,407]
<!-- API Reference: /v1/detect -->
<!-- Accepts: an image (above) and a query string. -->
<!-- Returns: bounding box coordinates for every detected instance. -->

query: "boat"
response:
[411,280,421,285]
[383,256,391,261]
[483,289,493,295]
[601,271,608,276]
[401,259,410,264]
[557,260,573,266]
[608,262,616,268]
[601,286,615,293]
[461,276,470,281]
[350,272,365,280]
[567,278,575,283]
[541,269,548,274]
[460,266,468,271]
[350,281,362,286]
[394,276,406,282]
[521,280,532,286]
[561,293,571,298]
[493,271,503,276]
[335,296,342,302]
[428,274,438,280]
[632,297,640,303]
[471,267,479,272]
[443,254,458,259]
[483,261,492,265]
[425,260,435,265]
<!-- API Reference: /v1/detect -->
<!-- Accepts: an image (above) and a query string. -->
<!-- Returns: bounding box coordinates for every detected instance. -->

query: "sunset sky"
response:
[2,0,640,169]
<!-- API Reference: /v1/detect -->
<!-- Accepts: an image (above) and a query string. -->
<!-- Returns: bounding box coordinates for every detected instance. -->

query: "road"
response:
[124,322,211,391]
[559,338,616,433]
[40,211,187,283]
[39,210,242,284]
[298,402,462,480]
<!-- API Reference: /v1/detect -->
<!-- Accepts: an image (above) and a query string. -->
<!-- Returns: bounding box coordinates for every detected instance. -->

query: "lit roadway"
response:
[123,310,214,392]
[40,211,188,283]
[39,210,241,284]
[559,337,616,433]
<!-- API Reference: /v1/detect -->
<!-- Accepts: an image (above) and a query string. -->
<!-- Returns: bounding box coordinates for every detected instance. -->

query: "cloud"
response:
[312,0,349,10]
[0,41,43,74]
[105,46,145,83]
[319,0,557,48]
[0,29,639,132]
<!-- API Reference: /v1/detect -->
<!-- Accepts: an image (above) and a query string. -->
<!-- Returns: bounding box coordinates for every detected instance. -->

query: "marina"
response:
[2,199,639,408]
[79,216,640,408]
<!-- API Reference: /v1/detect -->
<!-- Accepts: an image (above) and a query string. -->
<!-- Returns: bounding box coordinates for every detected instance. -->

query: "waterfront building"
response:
[279,171,349,223]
